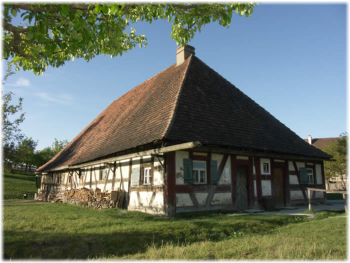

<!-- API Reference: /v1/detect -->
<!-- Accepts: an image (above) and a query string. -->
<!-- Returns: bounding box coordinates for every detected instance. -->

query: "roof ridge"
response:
[162,55,194,139]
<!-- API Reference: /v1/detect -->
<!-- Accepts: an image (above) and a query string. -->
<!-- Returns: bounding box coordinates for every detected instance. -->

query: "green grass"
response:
[3,171,37,199]
[327,193,344,200]
[3,202,347,260]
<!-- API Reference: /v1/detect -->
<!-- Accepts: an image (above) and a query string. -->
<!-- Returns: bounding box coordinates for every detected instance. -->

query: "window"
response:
[307,168,314,184]
[260,159,271,175]
[193,161,206,184]
[144,167,151,185]
[56,174,60,184]
[100,168,108,180]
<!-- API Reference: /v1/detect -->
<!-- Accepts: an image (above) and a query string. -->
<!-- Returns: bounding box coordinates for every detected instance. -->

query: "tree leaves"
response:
[3,3,257,75]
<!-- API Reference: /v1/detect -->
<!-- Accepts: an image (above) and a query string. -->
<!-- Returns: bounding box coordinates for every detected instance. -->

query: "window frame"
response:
[260,158,271,175]
[143,167,152,185]
[192,160,207,184]
[307,168,314,184]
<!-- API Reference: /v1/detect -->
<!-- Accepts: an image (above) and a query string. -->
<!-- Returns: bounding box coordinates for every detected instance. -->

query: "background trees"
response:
[323,133,347,190]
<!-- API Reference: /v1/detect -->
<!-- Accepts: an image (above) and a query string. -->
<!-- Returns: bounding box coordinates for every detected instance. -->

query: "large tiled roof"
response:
[37,54,331,172]
[304,137,341,150]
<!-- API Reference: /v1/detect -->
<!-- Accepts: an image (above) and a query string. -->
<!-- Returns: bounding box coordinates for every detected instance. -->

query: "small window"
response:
[144,167,151,185]
[261,159,271,175]
[100,168,108,180]
[193,161,206,184]
[307,168,314,184]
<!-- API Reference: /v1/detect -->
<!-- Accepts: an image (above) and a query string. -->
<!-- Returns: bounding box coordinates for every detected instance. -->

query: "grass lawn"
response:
[3,202,347,260]
[3,171,37,200]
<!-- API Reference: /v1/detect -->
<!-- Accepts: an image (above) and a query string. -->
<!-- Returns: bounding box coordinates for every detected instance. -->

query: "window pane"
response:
[200,171,206,183]
[263,163,269,173]
[193,161,206,169]
[193,170,199,182]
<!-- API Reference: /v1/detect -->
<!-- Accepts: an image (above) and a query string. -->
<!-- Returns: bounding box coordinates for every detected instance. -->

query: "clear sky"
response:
[2,4,347,150]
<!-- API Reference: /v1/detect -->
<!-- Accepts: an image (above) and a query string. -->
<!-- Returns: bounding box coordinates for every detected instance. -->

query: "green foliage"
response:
[3,171,37,199]
[323,133,347,189]
[32,138,69,167]
[2,64,25,147]
[3,3,257,75]
[15,137,38,168]
[2,203,346,259]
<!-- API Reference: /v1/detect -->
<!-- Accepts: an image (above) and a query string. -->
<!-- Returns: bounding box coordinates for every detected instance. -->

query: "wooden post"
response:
[308,189,312,211]
[343,194,348,213]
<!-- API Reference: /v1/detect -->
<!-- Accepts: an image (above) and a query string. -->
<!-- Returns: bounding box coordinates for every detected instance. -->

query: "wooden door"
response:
[236,166,249,211]
[274,168,284,206]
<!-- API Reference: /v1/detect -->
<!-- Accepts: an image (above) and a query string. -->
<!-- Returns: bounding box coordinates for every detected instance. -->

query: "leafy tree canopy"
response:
[3,3,256,75]
[323,133,347,190]
[2,64,25,146]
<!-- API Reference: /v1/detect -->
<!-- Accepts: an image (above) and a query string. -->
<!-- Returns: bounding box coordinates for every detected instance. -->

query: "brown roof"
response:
[304,137,341,150]
[37,54,331,172]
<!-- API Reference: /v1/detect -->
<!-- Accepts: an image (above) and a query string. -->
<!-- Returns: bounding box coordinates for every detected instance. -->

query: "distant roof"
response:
[37,54,331,172]
[304,137,342,150]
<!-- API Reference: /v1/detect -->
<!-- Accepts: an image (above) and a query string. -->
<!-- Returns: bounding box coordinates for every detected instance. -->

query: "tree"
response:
[32,139,69,167]
[51,138,69,156]
[15,137,38,172]
[2,64,25,165]
[3,3,256,75]
[323,133,347,190]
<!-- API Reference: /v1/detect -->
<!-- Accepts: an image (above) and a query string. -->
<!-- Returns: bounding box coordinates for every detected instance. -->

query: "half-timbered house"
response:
[35,46,332,215]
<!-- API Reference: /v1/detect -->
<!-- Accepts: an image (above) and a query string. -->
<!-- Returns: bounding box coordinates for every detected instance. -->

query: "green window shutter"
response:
[184,159,193,184]
[299,167,309,184]
[210,160,218,184]
[131,166,140,186]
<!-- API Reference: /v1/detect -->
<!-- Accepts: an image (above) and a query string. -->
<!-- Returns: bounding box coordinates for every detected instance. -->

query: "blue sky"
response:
[2,4,347,150]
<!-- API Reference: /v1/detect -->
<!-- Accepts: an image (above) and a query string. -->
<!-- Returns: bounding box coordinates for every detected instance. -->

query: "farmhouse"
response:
[35,46,332,215]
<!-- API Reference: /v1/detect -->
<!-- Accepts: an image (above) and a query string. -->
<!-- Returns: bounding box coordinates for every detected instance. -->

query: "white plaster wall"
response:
[194,193,208,205]
[176,193,193,206]
[176,151,189,185]
[296,162,305,170]
[129,191,139,207]
[288,161,295,171]
[152,192,164,208]
[219,156,231,184]
[289,175,299,184]
[211,154,223,168]
[211,193,232,205]
[261,180,271,196]
[254,180,257,197]
[290,190,305,200]
[315,164,322,184]
[153,158,164,185]
[274,159,285,162]
[315,192,324,198]
[138,191,154,206]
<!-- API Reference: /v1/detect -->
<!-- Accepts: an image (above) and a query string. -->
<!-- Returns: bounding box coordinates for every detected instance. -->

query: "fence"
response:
[307,187,348,213]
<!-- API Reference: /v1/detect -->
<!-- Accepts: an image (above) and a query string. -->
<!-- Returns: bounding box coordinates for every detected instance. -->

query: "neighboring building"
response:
[35,46,332,216]
[305,135,346,190]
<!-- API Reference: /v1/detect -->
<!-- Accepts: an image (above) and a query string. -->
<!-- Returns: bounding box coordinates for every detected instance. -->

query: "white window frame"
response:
[307,168,314,184]
[193,160,207,184]
[260,158,271,175]
[144,167,152,185]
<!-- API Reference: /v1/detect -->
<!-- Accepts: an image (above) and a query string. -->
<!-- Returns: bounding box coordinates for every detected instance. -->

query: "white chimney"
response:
[308,135,312,145]
[176,45,195,66]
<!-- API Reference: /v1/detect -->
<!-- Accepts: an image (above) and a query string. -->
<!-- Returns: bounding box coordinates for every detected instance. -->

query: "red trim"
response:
[255,157,262,206]
[237,159,249,166]
[192,155,207,161]
[230,155,237,208]
[248,157,254,207]
[165,152,176,215]
[175,184,231,193]
[270,158,276,199]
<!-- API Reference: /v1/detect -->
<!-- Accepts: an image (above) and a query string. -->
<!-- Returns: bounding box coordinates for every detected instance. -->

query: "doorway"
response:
[273,168,285,207]
[236,166,249,211]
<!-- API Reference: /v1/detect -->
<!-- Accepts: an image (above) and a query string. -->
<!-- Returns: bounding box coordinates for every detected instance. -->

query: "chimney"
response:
[176,45,195,66]
[308,135,312,145]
